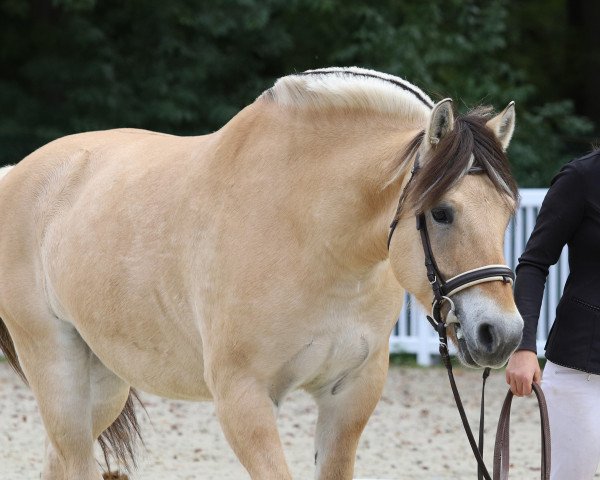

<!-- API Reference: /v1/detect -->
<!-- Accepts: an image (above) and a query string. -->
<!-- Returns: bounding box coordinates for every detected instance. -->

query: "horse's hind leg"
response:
[311,347,389,480]
[9,313,102,480]
[44,352,136,478]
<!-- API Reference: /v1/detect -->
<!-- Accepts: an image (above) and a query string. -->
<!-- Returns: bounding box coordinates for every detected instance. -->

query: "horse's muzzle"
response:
[447,310,522,368]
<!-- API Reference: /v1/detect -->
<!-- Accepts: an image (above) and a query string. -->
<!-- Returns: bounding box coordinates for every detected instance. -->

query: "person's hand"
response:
[505,350,541,396]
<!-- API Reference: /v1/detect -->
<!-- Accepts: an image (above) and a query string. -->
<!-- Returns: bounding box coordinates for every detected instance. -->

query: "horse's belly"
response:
[75,316,212,401]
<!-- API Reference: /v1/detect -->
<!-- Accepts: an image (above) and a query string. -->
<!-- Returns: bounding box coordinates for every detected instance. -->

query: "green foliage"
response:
[0,0,595,186]
[389,353,423,368]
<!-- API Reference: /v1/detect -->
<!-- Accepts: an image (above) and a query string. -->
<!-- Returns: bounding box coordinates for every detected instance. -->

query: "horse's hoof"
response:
[103,473,129,480]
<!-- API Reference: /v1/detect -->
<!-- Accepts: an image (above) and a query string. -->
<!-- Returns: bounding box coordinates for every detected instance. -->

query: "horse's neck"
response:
[216,101,420,272]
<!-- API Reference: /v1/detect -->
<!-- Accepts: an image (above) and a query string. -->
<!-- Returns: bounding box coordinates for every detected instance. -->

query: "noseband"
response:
[387,156,516,480]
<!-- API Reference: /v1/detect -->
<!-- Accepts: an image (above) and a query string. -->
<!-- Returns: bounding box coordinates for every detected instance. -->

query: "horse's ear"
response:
[426,98,454,148]
[486,101,515,151]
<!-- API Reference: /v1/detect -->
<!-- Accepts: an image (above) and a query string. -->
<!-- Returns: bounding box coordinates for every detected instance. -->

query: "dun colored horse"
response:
[0,67,522,479]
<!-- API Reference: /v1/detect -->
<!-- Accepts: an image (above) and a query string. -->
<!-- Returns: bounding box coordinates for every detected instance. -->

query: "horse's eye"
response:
[431,207,453,224]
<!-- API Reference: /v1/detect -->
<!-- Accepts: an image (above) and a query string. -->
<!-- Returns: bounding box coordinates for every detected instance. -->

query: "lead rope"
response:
[433,312,551,480]
[478,367,491,480]
[494,383,551,480]
[430,316,493,480]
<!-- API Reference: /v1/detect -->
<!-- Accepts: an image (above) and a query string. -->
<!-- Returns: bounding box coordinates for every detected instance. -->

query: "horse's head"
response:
[389,99,523,368]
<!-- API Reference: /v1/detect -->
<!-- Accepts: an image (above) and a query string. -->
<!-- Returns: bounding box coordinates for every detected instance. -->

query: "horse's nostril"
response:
[478,323,496,352]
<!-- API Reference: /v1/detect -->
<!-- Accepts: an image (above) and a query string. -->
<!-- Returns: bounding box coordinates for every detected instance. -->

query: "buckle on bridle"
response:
[431,296,459,325]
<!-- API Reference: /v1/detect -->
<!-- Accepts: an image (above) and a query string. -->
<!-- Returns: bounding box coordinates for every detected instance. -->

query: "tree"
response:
[0,0,595,186]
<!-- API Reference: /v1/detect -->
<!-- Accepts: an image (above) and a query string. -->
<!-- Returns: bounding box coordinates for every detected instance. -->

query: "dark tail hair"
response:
[0,317,27,383]
[98,388,146,476]
[0,317,144,476]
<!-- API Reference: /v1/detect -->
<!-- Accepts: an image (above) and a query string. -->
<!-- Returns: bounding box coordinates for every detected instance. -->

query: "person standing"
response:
[506,149,600,479]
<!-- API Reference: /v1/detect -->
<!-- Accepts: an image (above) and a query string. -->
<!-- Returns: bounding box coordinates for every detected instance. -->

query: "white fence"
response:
[389,188,569,366]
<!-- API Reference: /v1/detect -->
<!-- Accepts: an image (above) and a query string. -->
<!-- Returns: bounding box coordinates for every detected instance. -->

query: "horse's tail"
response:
[0,166,27,381]
[0,317,27,383]
[98,388,146,477]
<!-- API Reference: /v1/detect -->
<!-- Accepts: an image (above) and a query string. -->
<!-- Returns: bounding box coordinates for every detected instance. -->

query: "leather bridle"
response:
[387,155,537,480]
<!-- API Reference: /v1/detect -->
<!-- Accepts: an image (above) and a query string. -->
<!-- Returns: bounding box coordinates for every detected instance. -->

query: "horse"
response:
[0,67,523,480]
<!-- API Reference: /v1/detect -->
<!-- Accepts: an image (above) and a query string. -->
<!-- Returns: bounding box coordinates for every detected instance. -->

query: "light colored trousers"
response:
[542,360,600,479]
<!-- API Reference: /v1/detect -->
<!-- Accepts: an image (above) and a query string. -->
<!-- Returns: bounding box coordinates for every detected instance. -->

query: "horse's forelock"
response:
[400,108,518,216]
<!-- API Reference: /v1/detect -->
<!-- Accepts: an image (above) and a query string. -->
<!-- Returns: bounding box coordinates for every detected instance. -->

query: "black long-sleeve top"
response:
[515,150,600,373]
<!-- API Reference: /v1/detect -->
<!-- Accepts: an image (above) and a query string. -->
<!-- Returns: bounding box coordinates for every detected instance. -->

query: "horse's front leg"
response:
[209,367,292,480]
[311,346,389,480]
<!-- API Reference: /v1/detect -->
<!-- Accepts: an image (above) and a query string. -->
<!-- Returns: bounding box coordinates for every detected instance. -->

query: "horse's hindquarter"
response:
[10,129,218,400]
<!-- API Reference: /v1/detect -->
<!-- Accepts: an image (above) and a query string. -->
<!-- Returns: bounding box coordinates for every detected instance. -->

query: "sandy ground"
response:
[1,360,593,480]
